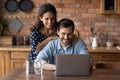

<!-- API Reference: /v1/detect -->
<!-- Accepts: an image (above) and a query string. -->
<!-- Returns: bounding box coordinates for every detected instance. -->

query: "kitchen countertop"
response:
[0,46,120,53]
[0,46,30,51]
[0,67,120,80]
[88,46,120,53]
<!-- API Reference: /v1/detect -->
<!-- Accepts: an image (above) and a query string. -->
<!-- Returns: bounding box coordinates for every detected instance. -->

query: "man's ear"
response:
[57,30,59,35]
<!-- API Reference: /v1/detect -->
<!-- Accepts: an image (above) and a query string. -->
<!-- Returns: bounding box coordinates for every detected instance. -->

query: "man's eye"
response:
[68,33,73,36]
[61,33,65,35]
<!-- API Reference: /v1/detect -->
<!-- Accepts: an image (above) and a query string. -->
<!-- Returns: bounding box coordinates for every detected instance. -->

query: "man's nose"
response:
[64,34,68,39]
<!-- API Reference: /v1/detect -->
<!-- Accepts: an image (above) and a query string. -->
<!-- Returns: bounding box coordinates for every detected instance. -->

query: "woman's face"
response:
[40,12,56,29]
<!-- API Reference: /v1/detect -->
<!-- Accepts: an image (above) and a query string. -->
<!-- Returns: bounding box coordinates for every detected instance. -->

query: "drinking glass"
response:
[34,60,43,75]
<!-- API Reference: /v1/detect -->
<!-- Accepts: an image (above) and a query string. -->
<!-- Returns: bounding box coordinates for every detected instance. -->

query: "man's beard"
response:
[61,39,72,47]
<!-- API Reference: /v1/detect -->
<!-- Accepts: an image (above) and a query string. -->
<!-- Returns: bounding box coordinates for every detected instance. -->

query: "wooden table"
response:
[0,67,120,80]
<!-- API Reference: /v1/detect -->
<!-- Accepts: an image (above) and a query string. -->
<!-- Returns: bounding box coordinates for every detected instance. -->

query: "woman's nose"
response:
[48,19,52,24]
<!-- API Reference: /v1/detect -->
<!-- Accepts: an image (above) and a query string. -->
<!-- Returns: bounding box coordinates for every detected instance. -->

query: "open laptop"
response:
[56,54,91,76]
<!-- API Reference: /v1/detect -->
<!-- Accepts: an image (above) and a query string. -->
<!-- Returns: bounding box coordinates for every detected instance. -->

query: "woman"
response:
[29,3,58,60]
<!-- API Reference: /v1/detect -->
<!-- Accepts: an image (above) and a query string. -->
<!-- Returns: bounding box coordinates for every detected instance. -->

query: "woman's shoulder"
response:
[73,37,84,46]
[31,29,42,34]
[31,29,44,37]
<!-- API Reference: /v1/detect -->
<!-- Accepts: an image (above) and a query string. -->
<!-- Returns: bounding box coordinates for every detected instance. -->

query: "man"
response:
[35,18,90,70]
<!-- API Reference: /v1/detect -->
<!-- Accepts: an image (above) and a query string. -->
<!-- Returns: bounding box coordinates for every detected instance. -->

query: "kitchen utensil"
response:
[106,41,114,47]
[5,0,18,12]
[84,37,91,46]
[9,17,23,34]
[19,0,33,12]
[9,17,23,45]
[90,36,98,48]
[91,27,94,35]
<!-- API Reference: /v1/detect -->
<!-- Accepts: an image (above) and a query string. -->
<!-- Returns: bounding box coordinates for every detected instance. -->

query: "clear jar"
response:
[34,60,43,75]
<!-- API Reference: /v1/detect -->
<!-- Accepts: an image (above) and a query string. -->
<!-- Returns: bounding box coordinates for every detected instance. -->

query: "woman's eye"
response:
[45,18,49,20]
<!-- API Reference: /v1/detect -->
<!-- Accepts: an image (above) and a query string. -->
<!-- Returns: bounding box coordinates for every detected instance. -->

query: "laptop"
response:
[56,54,91,76]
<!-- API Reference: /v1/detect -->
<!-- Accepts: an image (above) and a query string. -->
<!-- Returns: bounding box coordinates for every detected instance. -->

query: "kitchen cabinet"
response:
[100,0,120,14]
[0,51,10,77]
[0,46,30,77]
[89,47,120,69]
[11,51,29,71]
[92,53,120,61]
[92,52,120,69]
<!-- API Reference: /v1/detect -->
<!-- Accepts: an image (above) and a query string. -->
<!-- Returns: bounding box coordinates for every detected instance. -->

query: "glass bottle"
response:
[26,54,34,74]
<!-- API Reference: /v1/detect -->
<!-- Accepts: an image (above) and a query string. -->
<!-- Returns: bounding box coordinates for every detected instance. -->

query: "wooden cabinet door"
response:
[0,55,5,77]
[11,60,26,70]
[11,51,29,70]
[91,52,120,69]
[0,52,10,77]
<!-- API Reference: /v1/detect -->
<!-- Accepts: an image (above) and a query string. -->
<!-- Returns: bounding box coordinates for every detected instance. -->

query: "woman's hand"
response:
[72,29,79,45]
[72,34,79,45]
[34,35,58,54]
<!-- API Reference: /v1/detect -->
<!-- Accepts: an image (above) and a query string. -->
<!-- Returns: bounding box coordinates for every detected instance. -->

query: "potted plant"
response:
[0,19,9,36]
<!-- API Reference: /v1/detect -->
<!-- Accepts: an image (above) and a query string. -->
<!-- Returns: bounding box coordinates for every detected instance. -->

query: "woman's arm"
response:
[30,30,39,53]
[35,36,58,54]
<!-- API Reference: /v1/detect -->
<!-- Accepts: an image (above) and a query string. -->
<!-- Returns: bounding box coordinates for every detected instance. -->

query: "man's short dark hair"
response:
[58,18,75,32]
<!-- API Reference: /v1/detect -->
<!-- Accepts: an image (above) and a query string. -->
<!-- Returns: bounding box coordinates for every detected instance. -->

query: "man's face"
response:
[57,26,74,47]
